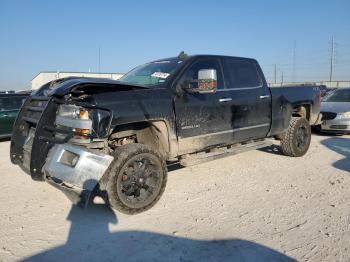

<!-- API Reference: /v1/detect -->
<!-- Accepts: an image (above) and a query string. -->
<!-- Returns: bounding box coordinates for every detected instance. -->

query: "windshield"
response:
[323,89,350,102]
[119,58,183,87]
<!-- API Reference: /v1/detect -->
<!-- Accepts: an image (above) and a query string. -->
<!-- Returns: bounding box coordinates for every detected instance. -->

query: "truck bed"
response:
[269,85,321,136]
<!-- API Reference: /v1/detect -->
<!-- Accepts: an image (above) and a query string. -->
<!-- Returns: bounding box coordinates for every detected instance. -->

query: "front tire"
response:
[105,144,167,215]
[280,117,311,157]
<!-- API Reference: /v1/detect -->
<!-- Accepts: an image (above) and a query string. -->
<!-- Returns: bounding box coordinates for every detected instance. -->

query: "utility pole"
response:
[329,36,335,82]
[274,64,277,84]
[98,47,101,73]
[281,71,284,85]
[292,40,296,82]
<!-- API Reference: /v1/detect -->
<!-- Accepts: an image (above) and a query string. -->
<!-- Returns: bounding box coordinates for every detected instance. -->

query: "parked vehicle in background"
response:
[0,91,15,94]
[0,92,29,138]
[319,88,350,134]
[10,53,322,214]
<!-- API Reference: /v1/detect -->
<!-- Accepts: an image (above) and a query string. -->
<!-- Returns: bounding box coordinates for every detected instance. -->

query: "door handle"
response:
[259,95,270,99]
[219,98,232,102]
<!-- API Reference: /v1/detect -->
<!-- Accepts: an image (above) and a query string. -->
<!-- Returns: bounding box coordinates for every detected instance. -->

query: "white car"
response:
[320,88,350,134]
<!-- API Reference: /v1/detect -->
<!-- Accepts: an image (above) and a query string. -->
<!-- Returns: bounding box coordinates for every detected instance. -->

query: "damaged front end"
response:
[10,92,114,206]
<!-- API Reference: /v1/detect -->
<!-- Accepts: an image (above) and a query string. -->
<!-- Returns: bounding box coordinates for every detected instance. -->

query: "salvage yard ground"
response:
[0,133,349,261]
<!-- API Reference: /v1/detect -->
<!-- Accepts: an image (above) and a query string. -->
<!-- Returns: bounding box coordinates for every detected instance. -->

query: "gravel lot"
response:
[0,134,349,262]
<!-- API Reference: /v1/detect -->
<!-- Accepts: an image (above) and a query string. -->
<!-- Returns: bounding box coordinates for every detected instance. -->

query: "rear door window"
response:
[222,58,262,89]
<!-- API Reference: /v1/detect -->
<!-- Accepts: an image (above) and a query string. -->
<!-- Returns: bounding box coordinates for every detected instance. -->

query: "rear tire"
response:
[104,144,167,215]
[280,117,311,157]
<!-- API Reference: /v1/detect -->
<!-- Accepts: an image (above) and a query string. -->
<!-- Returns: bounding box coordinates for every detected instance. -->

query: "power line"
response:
[262,37,350,82]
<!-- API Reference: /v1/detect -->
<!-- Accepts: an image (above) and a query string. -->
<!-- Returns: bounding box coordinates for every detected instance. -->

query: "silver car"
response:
[320,88,350,134]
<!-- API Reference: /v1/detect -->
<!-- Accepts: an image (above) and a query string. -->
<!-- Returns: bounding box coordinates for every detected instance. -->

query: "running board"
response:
[179,139,273,167]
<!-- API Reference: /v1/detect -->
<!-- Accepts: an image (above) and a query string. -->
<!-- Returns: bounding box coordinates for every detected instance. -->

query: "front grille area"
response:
[321,112,337,121]
[330,125,348,130]
[12,96,82,181]
[22,97,49,125]
[10,95,55,180]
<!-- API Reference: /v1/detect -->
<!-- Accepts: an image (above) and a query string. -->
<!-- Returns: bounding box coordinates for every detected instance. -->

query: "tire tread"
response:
[104,143,167,215]
[280,117,311,157]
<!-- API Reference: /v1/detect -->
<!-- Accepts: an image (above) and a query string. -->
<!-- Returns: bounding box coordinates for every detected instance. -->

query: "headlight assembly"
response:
[58,104,88,120]
[56,104,92,141]
[55,104,111,142]
[338,111,350,119]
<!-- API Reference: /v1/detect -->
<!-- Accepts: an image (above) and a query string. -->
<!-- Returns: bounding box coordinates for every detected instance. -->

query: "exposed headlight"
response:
[338,111,350,119]
[58,104,89,120]
[56,104,92,141]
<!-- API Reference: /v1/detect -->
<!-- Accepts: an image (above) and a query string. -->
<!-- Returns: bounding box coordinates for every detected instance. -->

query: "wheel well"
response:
[292,105,310,121]
[108,121,170,159]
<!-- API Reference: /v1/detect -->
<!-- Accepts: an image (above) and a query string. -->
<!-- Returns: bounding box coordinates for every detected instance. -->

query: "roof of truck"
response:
[152,54,257,63]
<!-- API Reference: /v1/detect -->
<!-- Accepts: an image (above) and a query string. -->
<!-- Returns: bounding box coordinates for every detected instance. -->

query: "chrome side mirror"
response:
[197,69,217,93]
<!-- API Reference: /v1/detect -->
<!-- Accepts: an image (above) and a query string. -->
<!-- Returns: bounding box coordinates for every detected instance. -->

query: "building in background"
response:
[31,71,124,90]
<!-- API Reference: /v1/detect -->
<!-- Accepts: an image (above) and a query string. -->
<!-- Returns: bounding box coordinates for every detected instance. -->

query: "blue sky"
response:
[0,0,349,90]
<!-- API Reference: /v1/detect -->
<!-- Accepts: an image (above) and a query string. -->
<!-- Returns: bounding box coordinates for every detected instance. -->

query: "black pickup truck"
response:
[10,53,322,214]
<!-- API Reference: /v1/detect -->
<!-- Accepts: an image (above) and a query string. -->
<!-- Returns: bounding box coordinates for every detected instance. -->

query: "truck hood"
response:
[321,102,350,113]
[34,77,149,97]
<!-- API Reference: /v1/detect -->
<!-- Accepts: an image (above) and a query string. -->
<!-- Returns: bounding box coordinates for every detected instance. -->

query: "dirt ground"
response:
[0,133,349,262]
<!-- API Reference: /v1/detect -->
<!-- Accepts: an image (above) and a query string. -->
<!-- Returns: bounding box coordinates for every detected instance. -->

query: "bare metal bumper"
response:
[43,144,113,206]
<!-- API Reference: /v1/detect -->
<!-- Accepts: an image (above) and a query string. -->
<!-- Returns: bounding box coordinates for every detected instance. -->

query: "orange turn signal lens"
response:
[79,109,89,120]
[74,128,91,139]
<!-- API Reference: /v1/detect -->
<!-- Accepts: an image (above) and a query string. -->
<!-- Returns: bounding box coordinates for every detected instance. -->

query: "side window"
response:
[180,58,224,90]
[0,97,25,111]
[223,58,262,89]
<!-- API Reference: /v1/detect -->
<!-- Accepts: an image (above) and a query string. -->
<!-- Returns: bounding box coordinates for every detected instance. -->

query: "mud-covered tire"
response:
[280,117,311,157]
[104,143,167,215]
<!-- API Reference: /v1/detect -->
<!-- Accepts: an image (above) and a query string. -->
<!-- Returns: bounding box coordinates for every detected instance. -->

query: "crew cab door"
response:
[174,57,235,154]
[221,57,271,142]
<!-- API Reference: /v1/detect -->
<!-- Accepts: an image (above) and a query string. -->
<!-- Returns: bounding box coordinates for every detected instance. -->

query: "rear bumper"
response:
[43,143,113,206]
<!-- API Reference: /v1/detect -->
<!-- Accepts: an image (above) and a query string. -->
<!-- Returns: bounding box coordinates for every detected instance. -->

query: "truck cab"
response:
[174,55,272,154]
